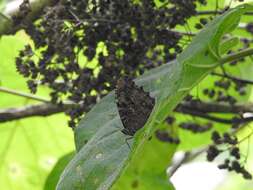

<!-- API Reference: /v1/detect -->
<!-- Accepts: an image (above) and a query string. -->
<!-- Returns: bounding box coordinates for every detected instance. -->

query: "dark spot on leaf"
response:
[131,180,139,188]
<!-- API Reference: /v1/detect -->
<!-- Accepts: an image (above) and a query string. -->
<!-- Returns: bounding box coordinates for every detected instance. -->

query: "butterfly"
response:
[115,76,155,136]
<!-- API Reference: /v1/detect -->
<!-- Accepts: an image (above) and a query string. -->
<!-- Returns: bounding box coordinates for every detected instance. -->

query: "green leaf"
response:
[219,37,239,55]
[58,59,181,190]
[56,4,253,190]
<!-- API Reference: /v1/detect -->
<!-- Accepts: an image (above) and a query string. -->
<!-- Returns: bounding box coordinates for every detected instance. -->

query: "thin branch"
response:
[0,86,50,103]
[176,105,253,124]
[196,10,253,15]
[169,29,196,37]
[177,108,235,124]
[211,72,253,85]
[220,47,253,64]
[168,148,207,177]
[196,10,224,15]
[168,151,191,177]
[177,100,253,114]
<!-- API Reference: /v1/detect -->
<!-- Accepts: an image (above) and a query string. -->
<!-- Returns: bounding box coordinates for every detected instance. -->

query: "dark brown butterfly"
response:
[115,76,155,136]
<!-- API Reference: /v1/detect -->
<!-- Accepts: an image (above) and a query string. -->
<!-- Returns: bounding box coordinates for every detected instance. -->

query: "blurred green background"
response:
[0,31,75,189]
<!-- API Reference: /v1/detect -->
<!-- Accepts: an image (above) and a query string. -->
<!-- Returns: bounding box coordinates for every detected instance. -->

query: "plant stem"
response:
[220,47,253,64]
[196,11,253,15]
[0,86,50,103]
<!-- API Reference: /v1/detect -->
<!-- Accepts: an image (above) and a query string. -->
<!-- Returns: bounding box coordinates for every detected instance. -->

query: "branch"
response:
[0,0,55,35]
[221,47,253,64]
[177,105,253,124]
[176,108,235,124]
[176,100,253,124]
[177,100,253,114]
[1,98,253,123]
[0,103,75,122]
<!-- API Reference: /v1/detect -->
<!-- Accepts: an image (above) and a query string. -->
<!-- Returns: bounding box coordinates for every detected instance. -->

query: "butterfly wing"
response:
[116,77,155,136]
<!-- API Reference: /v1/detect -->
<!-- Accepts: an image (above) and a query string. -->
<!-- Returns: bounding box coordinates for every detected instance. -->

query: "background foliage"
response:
[0,32,74,189]
[0,0,253,190]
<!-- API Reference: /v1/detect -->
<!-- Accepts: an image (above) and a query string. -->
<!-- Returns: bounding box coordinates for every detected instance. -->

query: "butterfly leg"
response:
[125,136,133,150]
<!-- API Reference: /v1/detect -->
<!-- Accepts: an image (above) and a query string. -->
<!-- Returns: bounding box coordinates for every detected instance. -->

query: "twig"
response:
[177,109,235,124]
[0,86,50,103]
[169,29,196,37]
[196,10,253,15]
[177,101,253,114]
[221,47,253,64]
[211,72,253,85]
[168,152,191,177]
[168,148,207,177]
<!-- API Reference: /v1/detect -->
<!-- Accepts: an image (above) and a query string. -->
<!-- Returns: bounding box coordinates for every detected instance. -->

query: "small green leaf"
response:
[219,37,239,55]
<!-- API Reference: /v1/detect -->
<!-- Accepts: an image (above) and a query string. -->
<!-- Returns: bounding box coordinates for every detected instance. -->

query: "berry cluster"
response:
[218,159,252,180]
[166,116,176,125]
[195,17,208,29]
[155,129,180,144]
[179,122,212,133]
[207,131,252,180]
[12,0,31,26]
[15,0,207,128]
[246,22,253,34]
[211,131,238,145]
[203,77,247,105]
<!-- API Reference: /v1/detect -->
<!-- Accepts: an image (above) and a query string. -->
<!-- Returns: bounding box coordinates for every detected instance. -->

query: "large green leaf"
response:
[56,4,253,190]
[0,32,74,190]
[177,1,253,151]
